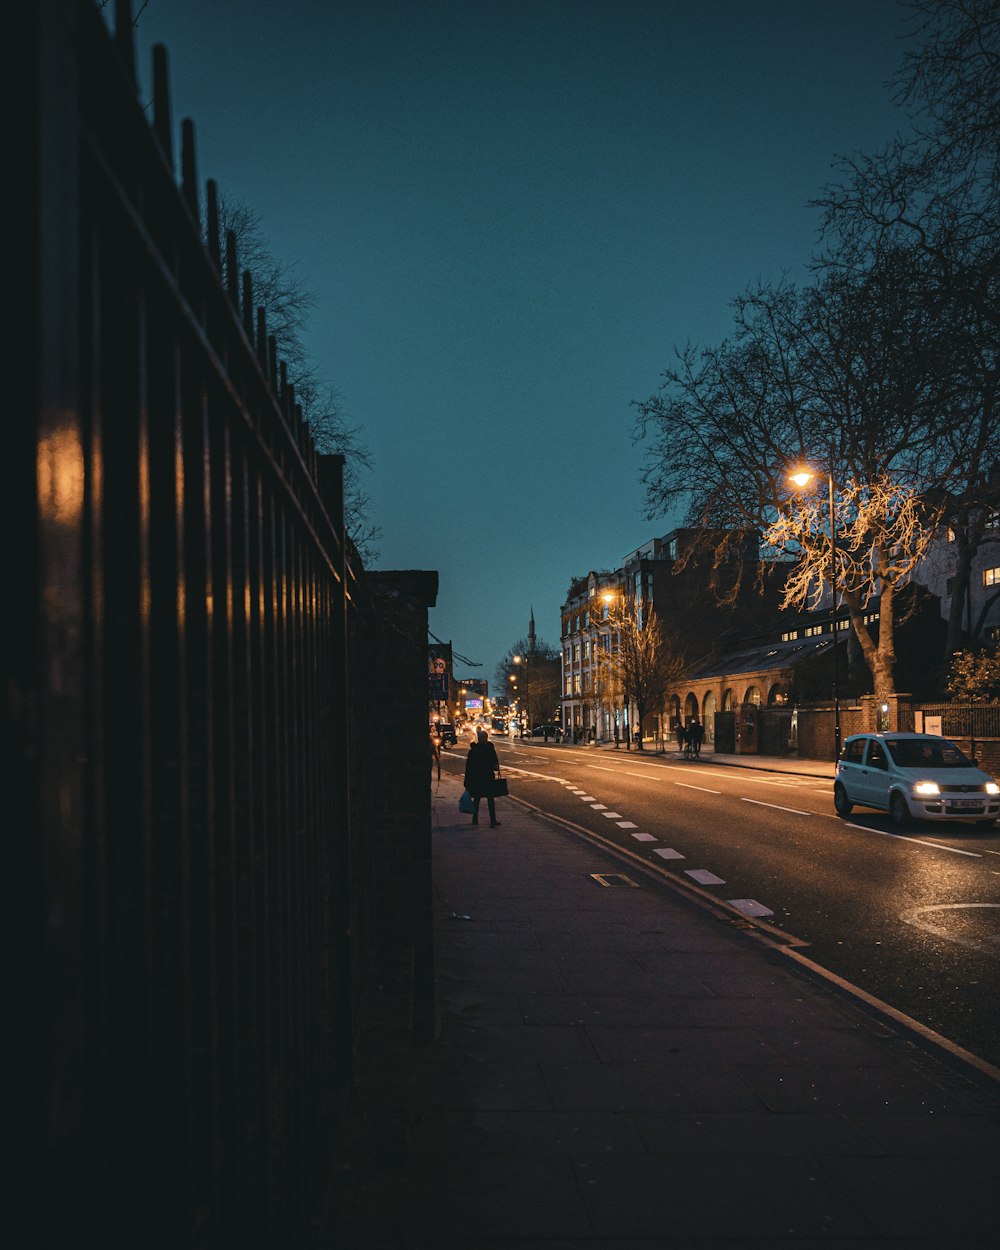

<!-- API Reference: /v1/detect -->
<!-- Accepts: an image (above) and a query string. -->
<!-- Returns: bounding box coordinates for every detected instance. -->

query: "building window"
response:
[804,625,825,638]
[744,686,762,705]
[781,630,799,642]
[985,567,1000,587]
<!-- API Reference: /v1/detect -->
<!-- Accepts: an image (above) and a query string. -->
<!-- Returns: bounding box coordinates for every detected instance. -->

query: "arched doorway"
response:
[702,690,717,742]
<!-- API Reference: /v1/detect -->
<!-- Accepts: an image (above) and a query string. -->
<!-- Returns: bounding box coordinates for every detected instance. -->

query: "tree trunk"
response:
[845,585,897,699]
[942,521,974,664]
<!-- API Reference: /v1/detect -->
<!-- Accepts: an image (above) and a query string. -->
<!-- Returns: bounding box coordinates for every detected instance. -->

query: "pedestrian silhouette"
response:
[464,728,501,826]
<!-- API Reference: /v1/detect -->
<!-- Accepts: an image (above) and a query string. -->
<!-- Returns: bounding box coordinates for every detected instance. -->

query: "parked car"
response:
[834,732,1000,827]
[528,723,561,739]
[433,722,458,748]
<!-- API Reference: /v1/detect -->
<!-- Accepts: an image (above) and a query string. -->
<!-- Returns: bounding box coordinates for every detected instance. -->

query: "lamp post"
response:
[789,457,842,760]
[513,654,529,734]
[602,589,629,750]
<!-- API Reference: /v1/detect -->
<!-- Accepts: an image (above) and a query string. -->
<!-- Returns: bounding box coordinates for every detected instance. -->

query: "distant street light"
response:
[601,589,629,749]
[789,454,842,760]
[513,654,530,732]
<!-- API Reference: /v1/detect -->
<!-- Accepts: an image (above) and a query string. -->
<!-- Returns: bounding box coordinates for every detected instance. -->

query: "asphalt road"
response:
[443,739,1000,1071]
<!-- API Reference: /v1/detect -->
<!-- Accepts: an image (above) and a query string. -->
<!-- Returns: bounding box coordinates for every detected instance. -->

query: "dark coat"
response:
[464,739,499,797]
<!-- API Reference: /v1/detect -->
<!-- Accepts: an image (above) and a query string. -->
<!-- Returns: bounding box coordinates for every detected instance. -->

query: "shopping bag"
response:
[459,790,475,814]
[491,777,509,797]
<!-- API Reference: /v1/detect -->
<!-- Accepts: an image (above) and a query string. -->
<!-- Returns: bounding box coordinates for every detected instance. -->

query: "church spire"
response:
[528,606,536,656]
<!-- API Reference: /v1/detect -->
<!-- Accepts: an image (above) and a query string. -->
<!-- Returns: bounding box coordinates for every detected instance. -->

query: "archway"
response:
[668,693,681,738]
[702,690,717,741]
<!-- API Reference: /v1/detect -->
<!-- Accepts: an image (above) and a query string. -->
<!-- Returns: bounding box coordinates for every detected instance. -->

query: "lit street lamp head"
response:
[789,467,816,489]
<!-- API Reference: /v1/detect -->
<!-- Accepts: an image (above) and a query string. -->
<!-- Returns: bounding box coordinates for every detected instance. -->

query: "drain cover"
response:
[589,872,639,888]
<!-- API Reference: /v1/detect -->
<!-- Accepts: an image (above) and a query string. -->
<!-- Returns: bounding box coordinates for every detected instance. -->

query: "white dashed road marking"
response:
[675,782,721,795]
[741,797,812,816]
[602,811,624,819]
[654,848,685,860]
[632,833,657,843]
[728,898,775,917]
[617,821,638,828]
[686,869,725,885]
[836,819,983,857]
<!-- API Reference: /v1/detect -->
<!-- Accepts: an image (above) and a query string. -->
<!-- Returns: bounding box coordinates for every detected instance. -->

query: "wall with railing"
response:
[19,4,435,1245]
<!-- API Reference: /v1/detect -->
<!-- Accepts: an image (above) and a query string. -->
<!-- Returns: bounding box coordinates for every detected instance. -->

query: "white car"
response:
[834,732,1000,827]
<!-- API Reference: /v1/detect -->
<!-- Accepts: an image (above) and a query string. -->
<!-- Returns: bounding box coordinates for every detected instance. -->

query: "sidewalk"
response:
[564,739,839,780]
[321,772,1000,1248]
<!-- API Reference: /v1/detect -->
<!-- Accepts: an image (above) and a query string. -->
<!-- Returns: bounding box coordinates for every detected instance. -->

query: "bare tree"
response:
[597,602,685,750]
[815,0,1000,659]
[495,639,561,730]
[216,198,381,562]
[633,265,953,700]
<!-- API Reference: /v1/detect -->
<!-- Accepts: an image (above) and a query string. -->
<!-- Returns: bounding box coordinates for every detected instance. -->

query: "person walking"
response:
[464,727,501,826]
[690,719,704,758]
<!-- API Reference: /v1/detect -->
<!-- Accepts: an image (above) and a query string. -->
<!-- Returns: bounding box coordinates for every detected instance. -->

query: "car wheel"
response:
[833,782,853,817]
[889,792,911,828]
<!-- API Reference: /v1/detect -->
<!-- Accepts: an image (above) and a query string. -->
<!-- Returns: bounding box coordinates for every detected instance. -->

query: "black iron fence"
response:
[18,4,411,1246]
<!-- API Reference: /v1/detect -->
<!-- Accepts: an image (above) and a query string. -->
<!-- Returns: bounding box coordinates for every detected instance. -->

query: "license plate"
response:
[949,799,982,808]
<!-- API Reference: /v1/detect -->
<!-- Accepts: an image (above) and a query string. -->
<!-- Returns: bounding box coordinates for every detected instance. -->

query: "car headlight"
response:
[987,782,1000,796]
[912,781,940,797]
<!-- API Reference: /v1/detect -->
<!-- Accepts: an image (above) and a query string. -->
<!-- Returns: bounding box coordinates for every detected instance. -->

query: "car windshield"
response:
[885,738,972,769]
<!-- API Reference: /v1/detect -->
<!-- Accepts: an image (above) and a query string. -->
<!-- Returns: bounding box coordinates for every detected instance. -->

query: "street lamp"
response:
[513,654,530,732]
[789,456,842,760]
[601,589,629,749]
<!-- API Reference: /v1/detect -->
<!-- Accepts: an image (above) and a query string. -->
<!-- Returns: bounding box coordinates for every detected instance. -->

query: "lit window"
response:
[984,567,1000,587]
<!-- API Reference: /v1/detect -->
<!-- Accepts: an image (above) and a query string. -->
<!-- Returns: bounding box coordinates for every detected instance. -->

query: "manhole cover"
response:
[589,873,639,888]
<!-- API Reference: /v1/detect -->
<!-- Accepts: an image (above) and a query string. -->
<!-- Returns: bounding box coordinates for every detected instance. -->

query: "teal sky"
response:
[131,0,916,683]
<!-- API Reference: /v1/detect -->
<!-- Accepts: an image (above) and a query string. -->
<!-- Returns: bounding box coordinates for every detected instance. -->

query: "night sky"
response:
[130,0,914,683]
